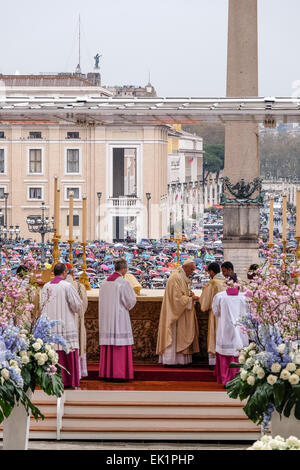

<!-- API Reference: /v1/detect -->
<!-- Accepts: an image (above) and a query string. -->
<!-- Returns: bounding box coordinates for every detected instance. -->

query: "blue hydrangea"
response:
[33,316,68,352]
[5,365,23,388]
[0,324,26,354]
[261,402,275,435]
[49,333,68,351]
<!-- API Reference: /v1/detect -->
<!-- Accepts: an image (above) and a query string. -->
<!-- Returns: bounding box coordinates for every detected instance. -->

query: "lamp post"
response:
[97,191,102,241]
[0,208,20,266]
[3,192,8,228]
[26,202,54,265]
[145,192,151,239]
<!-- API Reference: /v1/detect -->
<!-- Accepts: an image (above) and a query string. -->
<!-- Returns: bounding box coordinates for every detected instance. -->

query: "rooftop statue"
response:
[94,53,102,69]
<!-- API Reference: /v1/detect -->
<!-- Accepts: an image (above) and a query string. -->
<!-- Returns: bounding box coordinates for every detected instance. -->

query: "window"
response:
[29,149,42,173]
[66,149,80,173]
[0,187,5,199]
[113,148,137,197]
[0,149,5,173]
[67,215,79,226]
[29,131,42,139]
[67,132,79,139]
[0,132,5,139]
[66,187,80,200]
[29,187,42,199]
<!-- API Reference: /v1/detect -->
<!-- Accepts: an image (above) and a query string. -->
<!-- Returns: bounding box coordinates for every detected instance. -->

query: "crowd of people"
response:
[3,200,296,291]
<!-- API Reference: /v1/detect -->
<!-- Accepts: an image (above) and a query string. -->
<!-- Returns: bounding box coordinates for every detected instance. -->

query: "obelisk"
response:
[223,0,260,278]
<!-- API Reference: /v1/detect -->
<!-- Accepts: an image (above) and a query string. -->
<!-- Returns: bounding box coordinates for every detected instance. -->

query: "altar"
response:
[85,289,208,365]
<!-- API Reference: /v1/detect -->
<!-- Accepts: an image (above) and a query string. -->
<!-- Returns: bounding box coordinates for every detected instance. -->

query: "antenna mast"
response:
[79,14,81,69]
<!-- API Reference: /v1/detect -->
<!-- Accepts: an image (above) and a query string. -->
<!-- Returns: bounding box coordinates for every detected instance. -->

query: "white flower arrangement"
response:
[248,435,300,450]
[229,340,300,432]
[286,362,297,372]
[271,363,281,373]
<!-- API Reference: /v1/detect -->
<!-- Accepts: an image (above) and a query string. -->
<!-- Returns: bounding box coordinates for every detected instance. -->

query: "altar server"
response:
[65,263,88,379]
[199,262,226,368]
[212,288,249,385]
[156,260,199,366]
[98,258,136,380]
[40,263,83,388]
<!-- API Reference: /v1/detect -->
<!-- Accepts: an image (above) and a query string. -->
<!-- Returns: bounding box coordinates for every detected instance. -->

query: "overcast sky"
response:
[1,0,300,97]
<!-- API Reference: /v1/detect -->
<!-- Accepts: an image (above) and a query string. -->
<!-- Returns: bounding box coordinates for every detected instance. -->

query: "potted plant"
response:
[0,258,67,449]
[226,244,300,436]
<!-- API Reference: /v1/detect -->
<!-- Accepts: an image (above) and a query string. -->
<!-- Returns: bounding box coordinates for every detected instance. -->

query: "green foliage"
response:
[203,144,224,179]
[0,380,44,424]
[182,124,225,145]
[22,361,64,399]
[243,383,273,424]
[259,132,300,179]
[226,372,300,425]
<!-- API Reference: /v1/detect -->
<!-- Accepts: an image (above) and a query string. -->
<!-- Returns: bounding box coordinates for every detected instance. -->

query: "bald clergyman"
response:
[156,260,199,366]
[199,262,226,368]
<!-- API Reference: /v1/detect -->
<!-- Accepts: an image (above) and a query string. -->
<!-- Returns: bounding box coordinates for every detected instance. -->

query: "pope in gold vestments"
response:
[156,266,199,365]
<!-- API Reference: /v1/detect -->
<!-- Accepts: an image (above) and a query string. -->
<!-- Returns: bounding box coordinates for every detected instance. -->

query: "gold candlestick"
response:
[269,196,274,245]
[79,242,91,290]
[82,196,87,243]
[68,191,74,265]
[295,236,300,262]
[52,180,61,268]
[68,239,74,266]
[52,234,60,267]
[79,195,90,289]
[282,193,287,241]
[54,176,58,233]
[267,240,275,268]
[296,190,300,239]
[282,239,287,256]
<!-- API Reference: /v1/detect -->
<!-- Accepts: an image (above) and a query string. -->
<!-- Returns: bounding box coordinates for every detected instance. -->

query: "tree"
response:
[182,124,225,145]
[259,132,300,179]
[203,144,224,181]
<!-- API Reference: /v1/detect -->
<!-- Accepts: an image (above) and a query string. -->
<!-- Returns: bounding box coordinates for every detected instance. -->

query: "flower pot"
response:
[2,390,33,450]
[271,409,300,439]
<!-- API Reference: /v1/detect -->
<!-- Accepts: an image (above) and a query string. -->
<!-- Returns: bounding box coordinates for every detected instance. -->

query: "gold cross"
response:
[169,232,189,267]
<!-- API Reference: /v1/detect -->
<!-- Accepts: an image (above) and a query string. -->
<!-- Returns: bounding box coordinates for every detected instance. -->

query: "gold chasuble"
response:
[156,267,199,356]
[199,274,226,355]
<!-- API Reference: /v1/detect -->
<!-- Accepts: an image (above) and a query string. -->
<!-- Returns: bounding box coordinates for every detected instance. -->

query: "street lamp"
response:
[146,192,151,239]
[26,201,54,265]
[0,208,20,266]
[97,192,102,241]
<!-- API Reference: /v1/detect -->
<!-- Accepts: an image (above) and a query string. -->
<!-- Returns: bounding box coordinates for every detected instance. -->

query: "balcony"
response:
[108,196,140,208]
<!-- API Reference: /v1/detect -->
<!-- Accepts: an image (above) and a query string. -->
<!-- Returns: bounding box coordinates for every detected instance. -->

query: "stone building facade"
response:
[0,74,168,242]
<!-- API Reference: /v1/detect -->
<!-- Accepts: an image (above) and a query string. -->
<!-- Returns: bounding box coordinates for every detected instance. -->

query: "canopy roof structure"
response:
[0,96,300,125]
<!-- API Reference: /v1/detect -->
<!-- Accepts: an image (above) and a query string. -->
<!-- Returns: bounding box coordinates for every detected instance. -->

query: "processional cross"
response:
[169,232,189,268]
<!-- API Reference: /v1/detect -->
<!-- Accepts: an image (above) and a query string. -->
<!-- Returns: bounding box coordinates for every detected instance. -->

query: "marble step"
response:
[63,402,246,417]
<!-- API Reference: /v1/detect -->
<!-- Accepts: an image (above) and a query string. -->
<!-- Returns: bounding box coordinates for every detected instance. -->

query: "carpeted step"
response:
[86,364,216,382]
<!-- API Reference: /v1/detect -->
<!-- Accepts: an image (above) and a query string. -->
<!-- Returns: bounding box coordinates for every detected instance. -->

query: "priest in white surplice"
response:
[65,263,88,380]
[98,258,137,380]
[40,262,83,388]
[212,287,249,385]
